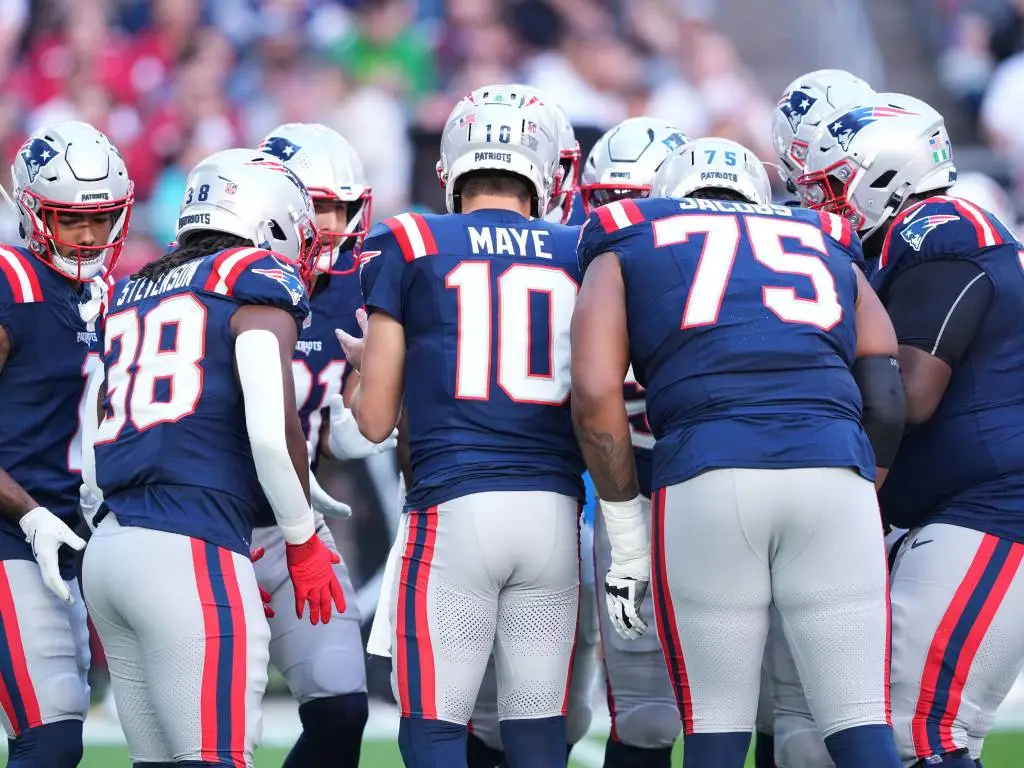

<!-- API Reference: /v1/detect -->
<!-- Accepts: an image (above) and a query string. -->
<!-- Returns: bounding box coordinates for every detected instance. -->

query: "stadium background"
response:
[2,0,1024,764]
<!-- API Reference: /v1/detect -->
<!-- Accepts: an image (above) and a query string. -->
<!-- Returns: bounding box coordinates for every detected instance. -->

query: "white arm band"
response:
[235,329,315,545]
[80,365,103,499]
[599,495,650,579]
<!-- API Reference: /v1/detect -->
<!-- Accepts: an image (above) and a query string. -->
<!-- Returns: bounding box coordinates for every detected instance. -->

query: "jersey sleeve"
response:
[577,199,650,276]
[881,259,993,366]
[211,249,311,334]
[358,220,408,321]
[0,246,45,354]
[814,210,867,271]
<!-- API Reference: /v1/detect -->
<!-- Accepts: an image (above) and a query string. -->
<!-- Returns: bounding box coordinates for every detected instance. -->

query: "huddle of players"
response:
[348,74,1023,768]
[0,67,1020,768]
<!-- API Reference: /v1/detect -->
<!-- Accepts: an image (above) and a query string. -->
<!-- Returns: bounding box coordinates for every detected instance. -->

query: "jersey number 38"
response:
[95,295,205,443]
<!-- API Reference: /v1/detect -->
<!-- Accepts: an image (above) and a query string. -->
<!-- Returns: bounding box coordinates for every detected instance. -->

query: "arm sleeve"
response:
[228,251,311,334]
[359,222,407,321]
[235,328,315,546]
[883,259,993,366]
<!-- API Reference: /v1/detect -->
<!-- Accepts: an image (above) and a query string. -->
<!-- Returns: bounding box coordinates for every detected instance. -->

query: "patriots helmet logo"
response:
[828,106,919,152]
[779,90,818,133]
[259,136,302,162]
[252,265,305,306]
[20,138,59,183]
[900,214,960,252]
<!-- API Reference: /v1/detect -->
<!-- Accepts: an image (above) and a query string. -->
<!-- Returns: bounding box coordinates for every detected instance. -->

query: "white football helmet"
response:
[797,92,957,239]
[772,69,875,193]
[437,84,561,218]
[258,123,371,275]
[2,121,133,281]
[580,117,689,214]
[176,148,321,285]
[652,137,771,205]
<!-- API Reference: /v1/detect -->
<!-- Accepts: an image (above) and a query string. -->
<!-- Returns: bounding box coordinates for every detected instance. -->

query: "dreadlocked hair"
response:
[132,232,253,281]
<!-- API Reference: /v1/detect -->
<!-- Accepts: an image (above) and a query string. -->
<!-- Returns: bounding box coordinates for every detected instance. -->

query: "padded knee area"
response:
[775,723,834,768]
[8,720,83,768]
[614,702,681,749]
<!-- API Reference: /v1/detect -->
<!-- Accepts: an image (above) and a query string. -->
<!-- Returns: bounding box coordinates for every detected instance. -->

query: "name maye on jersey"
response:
[468,224,557,258]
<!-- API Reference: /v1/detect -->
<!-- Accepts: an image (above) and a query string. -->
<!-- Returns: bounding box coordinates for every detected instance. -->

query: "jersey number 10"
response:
[653,214,844,331]
[446,263,578,404]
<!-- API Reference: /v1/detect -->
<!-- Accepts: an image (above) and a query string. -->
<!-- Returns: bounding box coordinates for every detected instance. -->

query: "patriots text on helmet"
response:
[474,151,514,164]
[177,213,212,228]
[700,171,740,183]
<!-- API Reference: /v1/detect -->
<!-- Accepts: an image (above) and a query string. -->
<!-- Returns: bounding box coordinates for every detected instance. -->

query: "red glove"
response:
[285,535,345,625]
[250,547,275,619]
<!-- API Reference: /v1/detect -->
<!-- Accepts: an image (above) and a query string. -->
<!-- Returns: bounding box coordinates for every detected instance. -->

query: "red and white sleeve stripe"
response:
[595,199,645,233]
[203,247,268,296]
[0,247,43,303]
[385,213,439,262]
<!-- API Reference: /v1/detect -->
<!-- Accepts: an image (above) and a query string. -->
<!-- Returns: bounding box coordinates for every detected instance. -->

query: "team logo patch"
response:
[779,90,818,133]
[259,136,302,161]
[252,266,305,306]
[900,214,959,252]
[828,105,919,152]
[20,138,59,183]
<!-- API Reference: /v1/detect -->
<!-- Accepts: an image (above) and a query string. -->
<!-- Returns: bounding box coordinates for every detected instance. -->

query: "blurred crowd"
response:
[0,0,775,280]
[934,0,1024,207]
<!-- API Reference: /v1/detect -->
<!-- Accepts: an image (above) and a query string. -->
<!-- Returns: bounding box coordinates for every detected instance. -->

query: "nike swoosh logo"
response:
[910,539,933,549]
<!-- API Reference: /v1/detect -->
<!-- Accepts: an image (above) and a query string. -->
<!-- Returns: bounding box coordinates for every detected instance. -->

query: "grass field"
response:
[64,731,1024,767]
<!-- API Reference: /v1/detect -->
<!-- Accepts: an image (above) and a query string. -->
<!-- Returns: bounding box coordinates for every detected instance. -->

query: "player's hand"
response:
[604,573,648,641]
[250,547,275,618]
[19,507,86,605]
[327,394,397,459]
[306,441,353,518]
[285,534,346,625]
[78,484,103,533]
[335,307,368,372]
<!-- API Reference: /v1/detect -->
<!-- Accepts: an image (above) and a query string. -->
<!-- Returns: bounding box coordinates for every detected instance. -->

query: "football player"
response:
[455,84,596,768]
[0,120,132,767]
[764,68,876,768]
[771,69,875,201]
[253,122,394,768]
[342,85,584,768]
[578,116,691,768]
[799,92,1023,768]
[574,137,905,768]
[81,149,344,767]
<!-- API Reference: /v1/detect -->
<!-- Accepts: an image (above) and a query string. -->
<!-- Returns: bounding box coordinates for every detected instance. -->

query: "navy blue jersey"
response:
[579,197,874,489]
[0,246,100,577]
[360,210,585,510]
[873,195,1024,540]
[624,368,653,498]
[95,247,310,555]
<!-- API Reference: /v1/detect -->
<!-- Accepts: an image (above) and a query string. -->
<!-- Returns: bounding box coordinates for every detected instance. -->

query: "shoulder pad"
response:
[0,246,44,304]
[593,199,646,234]
[380,213,439,262]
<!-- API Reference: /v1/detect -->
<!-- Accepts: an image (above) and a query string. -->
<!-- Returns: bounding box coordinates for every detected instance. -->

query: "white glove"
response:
[605,574,648,640]
[19,507,86,604]
[79,484,104,532]
[306,441,352,519]
[310,471,352,519]
[327,394,397,459]
[600,496,651,640]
